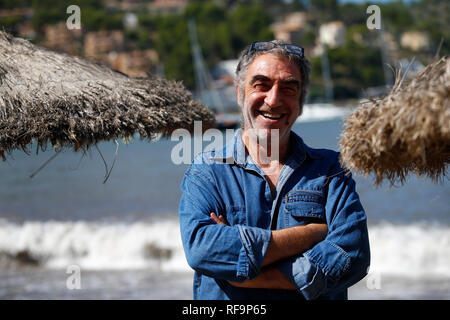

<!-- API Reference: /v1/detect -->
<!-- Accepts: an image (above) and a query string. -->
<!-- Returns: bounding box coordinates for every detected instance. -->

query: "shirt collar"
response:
[209,128,322,167]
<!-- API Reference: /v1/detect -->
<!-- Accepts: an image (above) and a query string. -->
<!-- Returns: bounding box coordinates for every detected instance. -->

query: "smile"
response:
[259,111,284,120]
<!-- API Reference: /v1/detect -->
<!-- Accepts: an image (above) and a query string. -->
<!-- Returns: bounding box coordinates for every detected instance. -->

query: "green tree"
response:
[229,3,273,54]
[410,0,450,56]
[154,15,194,88]
[0,0,31,8]
[31,0,122,32]
[378,0,413,33]
[338,2,369,26]
[153,0,273,89]
[327,39,384,99]
[309,0,339,23]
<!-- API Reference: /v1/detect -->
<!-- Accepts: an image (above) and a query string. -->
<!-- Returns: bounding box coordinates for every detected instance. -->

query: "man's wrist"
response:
[228,266,297,290]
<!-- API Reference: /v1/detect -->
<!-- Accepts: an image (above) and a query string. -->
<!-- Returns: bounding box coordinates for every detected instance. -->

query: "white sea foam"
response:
[0,219,449,279]
[297,103,353,122]
[367,222,450,278]
[0,218,190,272]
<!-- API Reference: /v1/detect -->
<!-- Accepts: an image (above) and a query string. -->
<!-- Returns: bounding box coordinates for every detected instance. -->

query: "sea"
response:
[0,103,448,300]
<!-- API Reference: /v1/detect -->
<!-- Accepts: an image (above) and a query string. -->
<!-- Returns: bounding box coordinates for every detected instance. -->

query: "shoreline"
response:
[1,268,448,300]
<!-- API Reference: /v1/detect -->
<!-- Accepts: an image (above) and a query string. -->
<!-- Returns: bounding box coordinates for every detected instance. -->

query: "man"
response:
[178,40,370,300]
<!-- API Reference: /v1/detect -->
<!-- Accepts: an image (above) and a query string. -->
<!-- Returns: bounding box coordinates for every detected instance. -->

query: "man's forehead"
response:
[245,53,301,82]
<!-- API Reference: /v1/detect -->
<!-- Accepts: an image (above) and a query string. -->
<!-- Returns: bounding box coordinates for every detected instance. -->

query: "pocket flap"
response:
[285,191,325,220]
[286,202,325,218]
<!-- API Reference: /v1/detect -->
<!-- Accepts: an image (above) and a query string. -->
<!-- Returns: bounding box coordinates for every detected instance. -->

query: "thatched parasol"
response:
[339,56,450,185]
[0,31,215,161]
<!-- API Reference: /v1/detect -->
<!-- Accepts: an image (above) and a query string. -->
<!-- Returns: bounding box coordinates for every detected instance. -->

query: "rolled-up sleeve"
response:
[278,166,370,299]
[237,225,271,279]
[179,165,271,282]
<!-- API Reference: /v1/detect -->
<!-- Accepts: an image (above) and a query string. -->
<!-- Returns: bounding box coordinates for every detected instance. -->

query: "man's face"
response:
[237,53,302,144]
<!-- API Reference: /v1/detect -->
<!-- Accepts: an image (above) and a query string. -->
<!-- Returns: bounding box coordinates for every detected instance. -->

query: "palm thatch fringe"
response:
[339,56,450,185]
[0,31,215,161]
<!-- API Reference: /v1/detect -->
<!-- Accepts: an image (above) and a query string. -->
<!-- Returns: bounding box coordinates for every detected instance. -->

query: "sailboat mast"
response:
[187,18,224,112]
[321,44,334,102]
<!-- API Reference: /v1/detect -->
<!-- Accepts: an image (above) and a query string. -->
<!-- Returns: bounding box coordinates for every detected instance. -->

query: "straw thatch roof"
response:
[339,56,450,185]
[0,31,215,160]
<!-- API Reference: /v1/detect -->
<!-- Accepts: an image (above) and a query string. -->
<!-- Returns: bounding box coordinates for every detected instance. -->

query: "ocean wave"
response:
[367,222,450,278]
[296,103,353,123]
[0,218,190,272]
[0,219,448,278]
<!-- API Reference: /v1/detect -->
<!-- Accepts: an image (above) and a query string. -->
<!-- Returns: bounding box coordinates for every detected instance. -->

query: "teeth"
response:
[262,112,282,119]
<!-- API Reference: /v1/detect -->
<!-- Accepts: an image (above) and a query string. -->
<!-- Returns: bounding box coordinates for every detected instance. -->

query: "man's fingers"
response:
[210,212,220,223]
[210,212,224,225]
[210,212,227,225]
[218,215,229,225]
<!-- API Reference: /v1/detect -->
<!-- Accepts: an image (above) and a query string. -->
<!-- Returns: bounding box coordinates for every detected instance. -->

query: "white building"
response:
[319,21,346,48]
[400,31,430,51]
[271,12,308,43]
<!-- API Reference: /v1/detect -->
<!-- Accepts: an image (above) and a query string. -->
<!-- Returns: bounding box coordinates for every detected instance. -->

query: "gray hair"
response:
[235,40,311,115]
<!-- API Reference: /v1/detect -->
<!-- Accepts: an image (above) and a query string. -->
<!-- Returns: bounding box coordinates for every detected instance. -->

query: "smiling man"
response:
[179,40,370,300]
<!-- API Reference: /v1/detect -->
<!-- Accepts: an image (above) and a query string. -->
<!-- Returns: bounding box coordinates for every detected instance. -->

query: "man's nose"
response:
[264,85,282,108]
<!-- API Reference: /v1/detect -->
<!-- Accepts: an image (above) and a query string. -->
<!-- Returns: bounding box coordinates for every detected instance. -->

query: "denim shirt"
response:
[178,129,370,300]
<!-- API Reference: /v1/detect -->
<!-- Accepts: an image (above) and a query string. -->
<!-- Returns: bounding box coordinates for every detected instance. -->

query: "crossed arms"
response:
[179,166,370,298]
[210,212,327,290]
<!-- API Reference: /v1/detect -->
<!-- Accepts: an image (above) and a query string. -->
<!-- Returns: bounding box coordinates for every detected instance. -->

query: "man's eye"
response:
[254,83,269,90]
[282,87,297,95]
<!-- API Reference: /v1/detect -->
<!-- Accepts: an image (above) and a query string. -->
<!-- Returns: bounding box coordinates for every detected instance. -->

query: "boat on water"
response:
[188,19,241,130]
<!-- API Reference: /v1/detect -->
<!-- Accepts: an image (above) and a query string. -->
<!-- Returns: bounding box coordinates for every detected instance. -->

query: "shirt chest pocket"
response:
[283,191,326,227]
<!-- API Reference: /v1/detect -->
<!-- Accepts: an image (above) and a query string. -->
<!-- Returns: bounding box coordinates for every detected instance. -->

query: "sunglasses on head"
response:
[248,41,304,57]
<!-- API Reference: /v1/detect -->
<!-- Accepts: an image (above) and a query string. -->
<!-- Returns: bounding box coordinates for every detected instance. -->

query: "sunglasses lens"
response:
[253,42,275,51]
[285,44,304,56]
[249,41,304,57]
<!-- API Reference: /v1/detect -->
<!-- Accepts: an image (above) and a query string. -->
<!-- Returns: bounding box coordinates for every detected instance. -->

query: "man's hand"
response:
[210,212,228,226]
